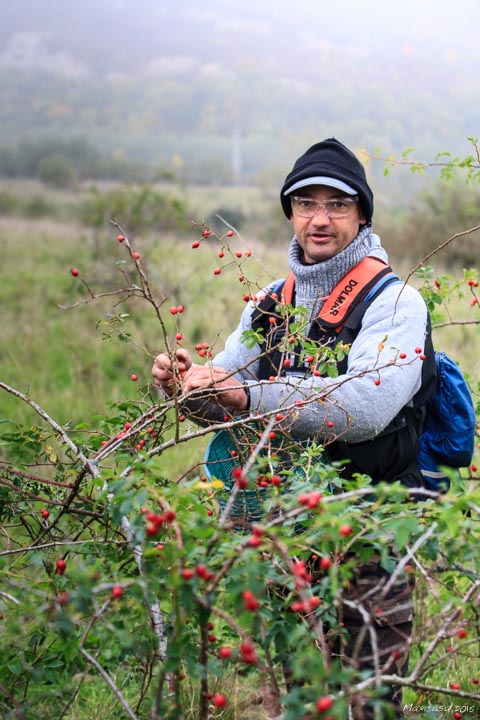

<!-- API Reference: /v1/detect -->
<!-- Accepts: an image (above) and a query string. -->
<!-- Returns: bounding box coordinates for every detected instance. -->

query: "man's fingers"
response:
[153,350,192,376]
[175,349,193,371]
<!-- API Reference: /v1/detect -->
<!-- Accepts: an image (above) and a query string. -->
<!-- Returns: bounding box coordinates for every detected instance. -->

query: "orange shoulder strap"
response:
[318,257,390,326]
[280,272,296,305]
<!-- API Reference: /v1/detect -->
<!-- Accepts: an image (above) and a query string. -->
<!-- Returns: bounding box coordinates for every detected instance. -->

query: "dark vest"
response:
[250,260,436,486]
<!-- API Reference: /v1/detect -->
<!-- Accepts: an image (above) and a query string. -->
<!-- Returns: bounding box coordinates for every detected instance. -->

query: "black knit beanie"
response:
[280,137,374,223]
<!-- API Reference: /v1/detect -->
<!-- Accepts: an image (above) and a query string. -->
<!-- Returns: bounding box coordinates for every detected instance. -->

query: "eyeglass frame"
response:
[290,194,359,219]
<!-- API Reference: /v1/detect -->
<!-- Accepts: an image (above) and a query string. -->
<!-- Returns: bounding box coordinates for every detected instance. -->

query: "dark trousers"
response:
[281,556,413,719]
[339,557,413,719]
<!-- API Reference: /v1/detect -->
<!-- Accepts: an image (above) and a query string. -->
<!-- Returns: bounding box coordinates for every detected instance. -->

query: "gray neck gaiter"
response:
[287,225,373,328]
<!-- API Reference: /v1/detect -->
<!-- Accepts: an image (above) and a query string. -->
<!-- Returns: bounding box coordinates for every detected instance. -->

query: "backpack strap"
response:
[317,257,397,330]
[280,272,296,305]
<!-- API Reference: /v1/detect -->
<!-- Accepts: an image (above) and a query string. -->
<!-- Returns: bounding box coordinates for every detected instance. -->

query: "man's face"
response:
[289,185,366,264]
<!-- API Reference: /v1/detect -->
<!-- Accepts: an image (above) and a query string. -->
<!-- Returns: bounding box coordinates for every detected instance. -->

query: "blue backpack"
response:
[418,351,476,492]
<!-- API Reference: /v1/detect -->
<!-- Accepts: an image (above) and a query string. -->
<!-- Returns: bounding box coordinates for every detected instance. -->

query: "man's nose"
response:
[310,205,330,223]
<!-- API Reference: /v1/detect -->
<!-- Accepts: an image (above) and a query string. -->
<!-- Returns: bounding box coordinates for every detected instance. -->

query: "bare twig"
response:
[80,648,138,720]
[404,225,480,285]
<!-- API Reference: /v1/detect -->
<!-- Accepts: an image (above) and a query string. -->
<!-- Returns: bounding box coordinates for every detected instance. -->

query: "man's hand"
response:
[152,351,249,411]
[181,365,249,411]
[151,349,193,395]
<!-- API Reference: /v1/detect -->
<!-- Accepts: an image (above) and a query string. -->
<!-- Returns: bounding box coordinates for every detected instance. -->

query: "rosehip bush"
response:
[0,211,479,720]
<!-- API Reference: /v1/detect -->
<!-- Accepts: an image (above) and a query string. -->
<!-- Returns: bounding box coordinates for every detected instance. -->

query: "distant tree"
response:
[37,154,77,189]
[77,184,190,236]
[377,181,480,267]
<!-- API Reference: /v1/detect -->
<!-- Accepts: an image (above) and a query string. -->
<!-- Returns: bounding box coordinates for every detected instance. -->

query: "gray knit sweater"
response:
[211,230,429,444]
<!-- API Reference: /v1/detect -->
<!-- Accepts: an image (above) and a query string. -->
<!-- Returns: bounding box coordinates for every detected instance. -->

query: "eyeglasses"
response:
[290,195,359,219]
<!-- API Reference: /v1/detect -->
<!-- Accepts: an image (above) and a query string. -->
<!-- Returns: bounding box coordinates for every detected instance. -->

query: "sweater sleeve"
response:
[213,282,430,443]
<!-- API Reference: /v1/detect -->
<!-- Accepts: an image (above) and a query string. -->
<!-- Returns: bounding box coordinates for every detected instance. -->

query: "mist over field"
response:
[1,0,479,192]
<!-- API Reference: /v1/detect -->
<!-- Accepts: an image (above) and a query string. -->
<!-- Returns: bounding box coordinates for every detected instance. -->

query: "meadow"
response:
[0,180,479,720]
[1,178,478,430]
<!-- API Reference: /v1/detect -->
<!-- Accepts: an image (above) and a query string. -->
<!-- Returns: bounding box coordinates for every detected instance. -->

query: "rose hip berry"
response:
[111,585,124,599]
[56,559,67,575]
[239,639,257,664]
[70,268,79,277]
[212,693,227,708]
[319,556,331,571]
[316,696,333,713]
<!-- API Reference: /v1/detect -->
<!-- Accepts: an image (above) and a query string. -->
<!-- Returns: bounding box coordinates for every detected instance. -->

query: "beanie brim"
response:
[283,176,358,197]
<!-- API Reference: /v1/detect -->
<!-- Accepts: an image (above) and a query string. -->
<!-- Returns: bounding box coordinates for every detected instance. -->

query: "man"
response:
[152,138,434,718]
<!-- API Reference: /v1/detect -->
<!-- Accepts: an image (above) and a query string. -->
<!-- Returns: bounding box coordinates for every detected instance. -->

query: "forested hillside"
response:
[1,0,479,188]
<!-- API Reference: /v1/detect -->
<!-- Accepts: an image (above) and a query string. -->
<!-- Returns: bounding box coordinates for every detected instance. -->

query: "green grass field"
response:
[1,183,478,427]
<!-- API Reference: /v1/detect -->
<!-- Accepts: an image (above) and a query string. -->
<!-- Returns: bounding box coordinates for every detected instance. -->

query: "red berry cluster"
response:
[194,564,213,581]
[245,526,265,548]
[181,563,214,582]
[190,225,253,287]
[255,473,281,488]
[232,467,249,489]
[194,342,212,358]
[169,305,185,315]
[290,596,320,614]
[144,508,176,537]
[238,638,257,664]
[292,560,313,588]
[242,589,260,612]
[298,491,323,509]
